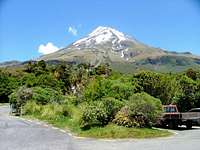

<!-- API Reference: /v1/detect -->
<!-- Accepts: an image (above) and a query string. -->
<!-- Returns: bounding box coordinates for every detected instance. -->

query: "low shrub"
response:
[113,92,162,128]
[102,97,124,120]
[112,107,141,127]
[80,101,109,129]
[9,86,65,114]
[23,101,70,120]
[9,86,33,114]
[23,101,41,115]
[40,104,69,120]
[128,92,162,125]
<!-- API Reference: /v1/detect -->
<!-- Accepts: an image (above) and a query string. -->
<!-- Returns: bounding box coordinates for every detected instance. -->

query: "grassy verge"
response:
[23,114,172,139]
[78,124,171,139]
[0,103,9,106]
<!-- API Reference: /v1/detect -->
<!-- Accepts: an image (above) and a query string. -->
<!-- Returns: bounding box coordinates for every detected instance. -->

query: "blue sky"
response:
[0,0,200,62]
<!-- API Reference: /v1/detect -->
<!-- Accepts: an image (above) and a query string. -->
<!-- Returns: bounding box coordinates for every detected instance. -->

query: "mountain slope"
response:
[0,60,21,68]
[39,26,200,72]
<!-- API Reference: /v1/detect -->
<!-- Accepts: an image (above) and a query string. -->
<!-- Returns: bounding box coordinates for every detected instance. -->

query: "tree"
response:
[135,71,181,104]
[53,64,72,92]
[95,64,112,76]
[0,70,19,103]
[176,75,198,111]
[186,68,198,80]
[24,60,47,75]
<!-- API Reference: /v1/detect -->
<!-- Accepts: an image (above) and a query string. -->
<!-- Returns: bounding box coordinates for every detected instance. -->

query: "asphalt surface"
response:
[0,105,200,150]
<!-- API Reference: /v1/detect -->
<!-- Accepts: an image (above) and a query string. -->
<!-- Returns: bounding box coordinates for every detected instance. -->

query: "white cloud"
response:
[68,26,78,36]
[38,42,60,55]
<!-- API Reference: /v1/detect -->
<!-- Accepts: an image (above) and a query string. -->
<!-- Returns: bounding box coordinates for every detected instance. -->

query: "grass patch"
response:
[0,103,9,106]
[23,114,172,139]
[78,124,171,139]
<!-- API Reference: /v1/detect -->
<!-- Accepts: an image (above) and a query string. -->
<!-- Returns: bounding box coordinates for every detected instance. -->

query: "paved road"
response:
[1,105,200,150]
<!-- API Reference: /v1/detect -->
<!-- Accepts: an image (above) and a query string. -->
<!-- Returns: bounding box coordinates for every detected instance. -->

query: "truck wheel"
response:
[186,121,192,129]
[160,121,166,128]
[168,121,177,129]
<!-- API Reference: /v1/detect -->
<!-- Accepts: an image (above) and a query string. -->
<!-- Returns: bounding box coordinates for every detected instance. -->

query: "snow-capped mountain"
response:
[72,26,136,49]
[40,26,162,62]
[39,26,200,72]
[67,26,148,60]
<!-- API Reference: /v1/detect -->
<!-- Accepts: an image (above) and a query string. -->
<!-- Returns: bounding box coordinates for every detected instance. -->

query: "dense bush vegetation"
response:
[1,60,200,132]
[113,93,162,127]
[9,86,64,114]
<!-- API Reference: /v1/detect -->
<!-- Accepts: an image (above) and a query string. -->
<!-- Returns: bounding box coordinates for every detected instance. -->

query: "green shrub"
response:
[83,77,141,103]
[112,107,140,127]
[128,92,162,126]
[9,86,33,113]
[109,78,140,100]
[32,87,64,105]
[102,97,124,120]
[80,101,109,129]
[0,70,19,103]
[83,78,111,102]
[9,86,64,114]
[113,92,162,128]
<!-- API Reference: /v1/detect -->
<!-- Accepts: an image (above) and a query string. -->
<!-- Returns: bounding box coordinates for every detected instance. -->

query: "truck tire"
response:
[168,120,178,129]
[160,121,166,128]
[186,121,192,129]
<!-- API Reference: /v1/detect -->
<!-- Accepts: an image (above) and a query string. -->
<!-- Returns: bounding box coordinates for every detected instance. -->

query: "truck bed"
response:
[181,112,200,125]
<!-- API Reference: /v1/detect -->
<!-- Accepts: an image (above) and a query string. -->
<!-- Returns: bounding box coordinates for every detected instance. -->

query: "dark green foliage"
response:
[185,68,198,80]
[0,70,19,102]
[21,73,64,92]
[176,75,198,111]
[135,71,181,104]
[53,64,71,90]
[32,87,64,104]
[24,60,47,75]
[94,64,112,76]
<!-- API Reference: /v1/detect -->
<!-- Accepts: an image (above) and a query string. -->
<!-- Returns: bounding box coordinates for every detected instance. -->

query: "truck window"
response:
[164,106,177,113]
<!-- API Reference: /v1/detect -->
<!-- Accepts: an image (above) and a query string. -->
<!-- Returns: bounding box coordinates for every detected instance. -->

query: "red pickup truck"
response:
[157,105,200,129]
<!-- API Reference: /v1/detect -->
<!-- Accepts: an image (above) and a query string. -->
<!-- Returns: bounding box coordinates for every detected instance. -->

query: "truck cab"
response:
[159,105,182,129]
[163,105,178,113]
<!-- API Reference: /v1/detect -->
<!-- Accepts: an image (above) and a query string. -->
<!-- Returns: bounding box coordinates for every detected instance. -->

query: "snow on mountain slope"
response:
[73,26,137,48]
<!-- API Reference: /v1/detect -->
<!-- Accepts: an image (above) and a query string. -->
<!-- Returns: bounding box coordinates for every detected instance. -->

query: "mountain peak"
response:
[88,26,127,42]
[73,26,134,46]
